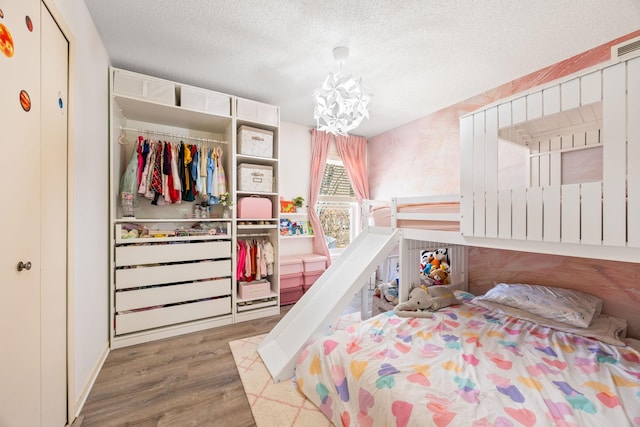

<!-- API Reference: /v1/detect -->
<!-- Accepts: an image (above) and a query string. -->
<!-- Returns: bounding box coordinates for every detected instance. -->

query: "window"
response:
[316,157,360,251]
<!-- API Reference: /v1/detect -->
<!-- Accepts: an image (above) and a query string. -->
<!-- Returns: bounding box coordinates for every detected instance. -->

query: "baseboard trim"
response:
[73,343,109,418]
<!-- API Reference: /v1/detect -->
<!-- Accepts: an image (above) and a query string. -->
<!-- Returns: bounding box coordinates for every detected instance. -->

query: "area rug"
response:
[229,312,362,427]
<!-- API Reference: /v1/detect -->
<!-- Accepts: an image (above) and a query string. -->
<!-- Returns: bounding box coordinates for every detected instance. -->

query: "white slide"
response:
[258,226,401,382]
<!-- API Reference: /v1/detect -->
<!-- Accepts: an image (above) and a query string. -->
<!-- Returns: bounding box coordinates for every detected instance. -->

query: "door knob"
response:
[17,261,32,271]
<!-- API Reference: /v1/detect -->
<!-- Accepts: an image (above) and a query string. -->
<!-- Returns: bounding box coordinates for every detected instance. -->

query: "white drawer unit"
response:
[115,240,231,267]
[113,69,176,106]
[116,297,231,335]
[115,259,231,290]
[113,235,233,337]
[116,278,231,311]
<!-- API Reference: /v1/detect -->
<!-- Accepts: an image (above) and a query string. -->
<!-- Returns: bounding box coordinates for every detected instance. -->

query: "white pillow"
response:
[472,283,603,328]
[470,299,627,346]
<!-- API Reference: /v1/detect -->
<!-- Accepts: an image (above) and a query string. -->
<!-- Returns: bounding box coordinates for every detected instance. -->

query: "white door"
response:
[0,1,68,425]
[40,3,69,425]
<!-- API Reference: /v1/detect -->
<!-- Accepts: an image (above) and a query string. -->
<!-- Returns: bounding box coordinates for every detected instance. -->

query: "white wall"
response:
[46,0,110,416]
[279,122,313,256]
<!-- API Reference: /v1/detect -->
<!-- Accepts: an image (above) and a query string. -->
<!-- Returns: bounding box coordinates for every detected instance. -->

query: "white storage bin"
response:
[238,125,274,158]
[236,98,279,126]
[238,163,273,193]
[180,85,231,116]
[113,69,176,106]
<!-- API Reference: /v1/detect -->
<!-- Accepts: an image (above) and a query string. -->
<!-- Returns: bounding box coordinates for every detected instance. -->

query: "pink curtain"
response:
[308,129,332,266]
[335,135,370,203]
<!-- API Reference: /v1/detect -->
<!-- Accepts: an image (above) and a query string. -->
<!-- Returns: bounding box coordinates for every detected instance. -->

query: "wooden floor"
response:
[76,306,291,427]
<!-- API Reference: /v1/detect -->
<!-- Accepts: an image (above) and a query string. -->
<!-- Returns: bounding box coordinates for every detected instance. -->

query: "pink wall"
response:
[368,30,640,200]
[367,31,640,338]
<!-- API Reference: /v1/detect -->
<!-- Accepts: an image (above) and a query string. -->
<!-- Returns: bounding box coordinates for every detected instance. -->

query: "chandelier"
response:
[313,47,371,136]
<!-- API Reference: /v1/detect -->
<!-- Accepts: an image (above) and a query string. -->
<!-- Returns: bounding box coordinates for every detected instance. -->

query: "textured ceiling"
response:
[83,0,640,138]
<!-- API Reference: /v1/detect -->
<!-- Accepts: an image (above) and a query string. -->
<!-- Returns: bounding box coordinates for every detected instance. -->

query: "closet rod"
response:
[120,126,227,145]
[237,233,271,238]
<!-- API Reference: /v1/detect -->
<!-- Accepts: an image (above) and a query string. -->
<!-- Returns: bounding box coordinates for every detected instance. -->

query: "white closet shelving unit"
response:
[109,68,281,348]
[234,98,282,322]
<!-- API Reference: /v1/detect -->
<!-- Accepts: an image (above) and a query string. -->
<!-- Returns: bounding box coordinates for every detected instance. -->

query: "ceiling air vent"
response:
[611,35,640,62]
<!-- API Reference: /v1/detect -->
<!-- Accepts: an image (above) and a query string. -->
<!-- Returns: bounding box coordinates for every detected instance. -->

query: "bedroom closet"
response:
[109,68,281,347]
[0,1,69,425]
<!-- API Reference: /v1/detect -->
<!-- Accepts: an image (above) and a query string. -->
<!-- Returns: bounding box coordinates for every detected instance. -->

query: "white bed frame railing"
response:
[460,55,640,256]
[362,194,468,306]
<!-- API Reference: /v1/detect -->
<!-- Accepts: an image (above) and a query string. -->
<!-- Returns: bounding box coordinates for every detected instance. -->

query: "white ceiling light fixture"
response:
[313,46,371,136]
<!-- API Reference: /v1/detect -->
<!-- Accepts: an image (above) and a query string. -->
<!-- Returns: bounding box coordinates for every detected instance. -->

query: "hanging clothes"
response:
[263,241,275,275]
[150,141,163,205]
[216,147,227,195]
[162,142,172,203]
[181,143,195,202]
[192,145,202,195]
[207,147,216,203]
[138,140,151,195]
[169,143,182,203]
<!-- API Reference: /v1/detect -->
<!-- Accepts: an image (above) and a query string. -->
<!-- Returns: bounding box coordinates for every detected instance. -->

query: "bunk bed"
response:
[295,194,640,426]
[260,53,640,426]
[288,58,640,426]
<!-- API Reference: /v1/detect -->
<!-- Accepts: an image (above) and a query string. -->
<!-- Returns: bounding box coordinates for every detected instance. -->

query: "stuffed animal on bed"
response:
[429,267,449,285]
[394,284,462,318]
[394,285,435,318]
[421,248,449,275]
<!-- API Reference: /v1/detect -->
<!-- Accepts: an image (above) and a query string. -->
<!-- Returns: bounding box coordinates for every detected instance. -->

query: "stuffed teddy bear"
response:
[394,285,435,318]
[429,267,449,286]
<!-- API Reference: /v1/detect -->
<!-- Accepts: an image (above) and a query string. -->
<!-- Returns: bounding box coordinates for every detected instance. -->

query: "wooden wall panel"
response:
[581,181,602,245]
[473,112,486,237]
[511,187,527,240]
[460,115,474,237]
[561,184,581,244]
[602,62,627,246]
[498,190,512,239]
[580,70,602,105]
[543,85,560,116]
[527,91,542,120]
[543,185,561,242]
[550,137,561,186]
[628,57,640,247]
[512,96,527,124]
[526,187,543,241]
[561,78,580,111]
[468,246,640,338]
[498,102,511,129]
[485,108,499,238]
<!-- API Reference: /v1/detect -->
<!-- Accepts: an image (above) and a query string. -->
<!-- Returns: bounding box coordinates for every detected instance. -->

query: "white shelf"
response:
[280,212,307,217]
[116,234,231,244]
[114,218,232,223]
[236,154,278,165]
[114,94,231,133]
[237,191,278,197]
[236,290,279,304]
[280,235,314,239]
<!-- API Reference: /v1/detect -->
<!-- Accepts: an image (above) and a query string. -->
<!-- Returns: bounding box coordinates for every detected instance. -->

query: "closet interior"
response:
[109,68,280,347]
